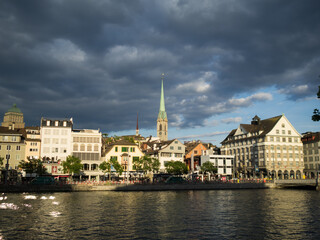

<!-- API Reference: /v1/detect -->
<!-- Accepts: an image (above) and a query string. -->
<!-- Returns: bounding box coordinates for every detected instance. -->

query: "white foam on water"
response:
[49,211,61,217]
[40,196,47,200]
[52,201,59,205]
[23,204,32,208]
[0,203,19,210]
[24,195,37,200]
[49,196,55,199]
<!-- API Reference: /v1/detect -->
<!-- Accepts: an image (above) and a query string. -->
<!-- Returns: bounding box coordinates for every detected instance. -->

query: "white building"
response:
[145,139,186,172]
[221,115,304,179]
[72,129,102,180]
[201,149,234,178]
[40,118,73,162]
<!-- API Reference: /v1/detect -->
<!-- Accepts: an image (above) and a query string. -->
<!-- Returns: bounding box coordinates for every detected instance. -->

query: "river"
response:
[1,189,320,239]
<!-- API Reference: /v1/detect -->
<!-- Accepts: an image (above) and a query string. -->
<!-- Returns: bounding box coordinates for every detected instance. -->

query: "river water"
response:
[1,189,320,239]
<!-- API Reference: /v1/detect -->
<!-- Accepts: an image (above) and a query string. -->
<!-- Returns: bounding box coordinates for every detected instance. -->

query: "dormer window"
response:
[46,120,50,126]
[55,121,59,126]
[282,124,285,128]
[63,121,67,127]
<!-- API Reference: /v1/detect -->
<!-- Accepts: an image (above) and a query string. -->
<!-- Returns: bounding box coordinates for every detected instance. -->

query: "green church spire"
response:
[158,74,167,120]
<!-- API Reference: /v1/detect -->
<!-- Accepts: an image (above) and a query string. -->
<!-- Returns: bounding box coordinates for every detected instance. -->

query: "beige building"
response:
[301,132,320,178]
[0,126,26,169]
[72,129,102,180]
[145,139,186,172]
[104,140,144,177]
[1,104,25,129]
[23,126,41,160]
[221,115,304,179]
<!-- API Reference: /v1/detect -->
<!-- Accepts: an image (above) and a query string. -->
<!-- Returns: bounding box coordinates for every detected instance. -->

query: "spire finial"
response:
[136,112,139,136]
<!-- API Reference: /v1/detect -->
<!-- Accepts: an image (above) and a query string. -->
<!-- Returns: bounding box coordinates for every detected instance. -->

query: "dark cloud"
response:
[0,0,319,132]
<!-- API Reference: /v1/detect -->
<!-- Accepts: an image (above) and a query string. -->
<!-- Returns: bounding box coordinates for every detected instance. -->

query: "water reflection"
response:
[1,190,320,239]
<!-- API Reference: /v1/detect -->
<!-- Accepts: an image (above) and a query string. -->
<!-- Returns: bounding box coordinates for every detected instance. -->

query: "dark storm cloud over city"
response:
[0,0,319,133]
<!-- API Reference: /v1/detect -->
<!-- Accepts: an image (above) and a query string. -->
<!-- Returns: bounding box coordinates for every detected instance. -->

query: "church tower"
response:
[157,74,168,141]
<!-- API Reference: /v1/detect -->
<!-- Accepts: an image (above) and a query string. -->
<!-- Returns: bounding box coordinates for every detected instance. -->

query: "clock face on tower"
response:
[159,132,162,135]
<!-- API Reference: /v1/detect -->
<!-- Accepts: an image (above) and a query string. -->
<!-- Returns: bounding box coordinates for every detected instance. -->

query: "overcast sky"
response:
[0,0,319,145]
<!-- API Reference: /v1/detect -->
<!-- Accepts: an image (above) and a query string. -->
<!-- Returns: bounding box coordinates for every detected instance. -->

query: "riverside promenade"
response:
[0,181,273,193]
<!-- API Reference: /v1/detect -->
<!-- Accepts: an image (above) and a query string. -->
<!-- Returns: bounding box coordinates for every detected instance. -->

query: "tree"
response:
[99,160,112,180]
[312,83,320,121]
[165,161,188,175]
[110,157,123,176]
[133,156,160,174]
[200,161,217,174]
[0,157,4,169]
[18,157,47,175]
[62,155,83,177]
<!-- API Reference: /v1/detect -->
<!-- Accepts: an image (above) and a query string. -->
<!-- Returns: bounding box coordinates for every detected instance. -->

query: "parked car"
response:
[31,176,55,185]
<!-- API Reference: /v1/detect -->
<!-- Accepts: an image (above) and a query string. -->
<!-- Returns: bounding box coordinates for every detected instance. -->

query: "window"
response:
[294,138,298,143]
[282,123,285,128]
[282,130,285,134]
[178,146,182,150]
[270,137,274,141]
[63,121,67,127]
[175,153,183,157]
[276,130,279,134]
[44,138,50,144]
[55,121,59,126]
[53,129,59,135]
[110,156,117,161]
[282,138,286,142]
[115,147,118,152]
[288,138,292,142]
[46,120,50,126]
[276,137,280,142]
[87,144,92,151]
[61,139,67,144]
[175,141,178,144]
[16,146,20,151]
[194,150,198,154]
[122,147,129,152]
[16,155,20,160]
[12,136,17,142]
[80,144,85,151]
[288,130,291,135]
[94,145,99,151]
[7,145,11,151]
[170,146,174,150]
[73,144,78,151]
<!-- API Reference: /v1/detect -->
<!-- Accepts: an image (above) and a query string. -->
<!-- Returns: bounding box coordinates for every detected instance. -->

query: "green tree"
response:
[99,160,112,180]
[165,161,188,175]
[62,155,83,177]
[133,156,160,174]
[18,157,47,175]
[200,161,217,174]
[110,157,123,176]
[0,157,4,169]
[312,85,320,121]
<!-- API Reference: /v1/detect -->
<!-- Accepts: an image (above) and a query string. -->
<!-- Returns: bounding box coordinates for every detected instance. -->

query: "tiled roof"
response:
[221,115,282,143]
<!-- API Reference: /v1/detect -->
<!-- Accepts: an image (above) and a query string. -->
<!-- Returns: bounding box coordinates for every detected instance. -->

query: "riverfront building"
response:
[23,126,41,160]
[72,129,102,180]
[301,132,320,178]
[0,126,26,169]
[145,139,185,171]
[40,118,73,162]
[201,149,234,178]
[184,141,207,171]
[104,140,144,178]
[221,115,304,179]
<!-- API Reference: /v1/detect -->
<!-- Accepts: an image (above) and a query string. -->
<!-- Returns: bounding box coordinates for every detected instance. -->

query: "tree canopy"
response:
[200,161,217,174]
[18,157,47,175]
[165,161,188,175]
[110,157,123,176]
[62,155,83,175]
[133,156,160,173]
[312,85,320,121]
[0,157,3,169]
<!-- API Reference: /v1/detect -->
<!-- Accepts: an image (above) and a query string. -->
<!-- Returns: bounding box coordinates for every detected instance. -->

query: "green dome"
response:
[7,104,22,113]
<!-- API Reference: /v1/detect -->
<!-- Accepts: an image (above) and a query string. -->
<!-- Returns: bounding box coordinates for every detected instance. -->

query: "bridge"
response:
[274,179,318,189]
